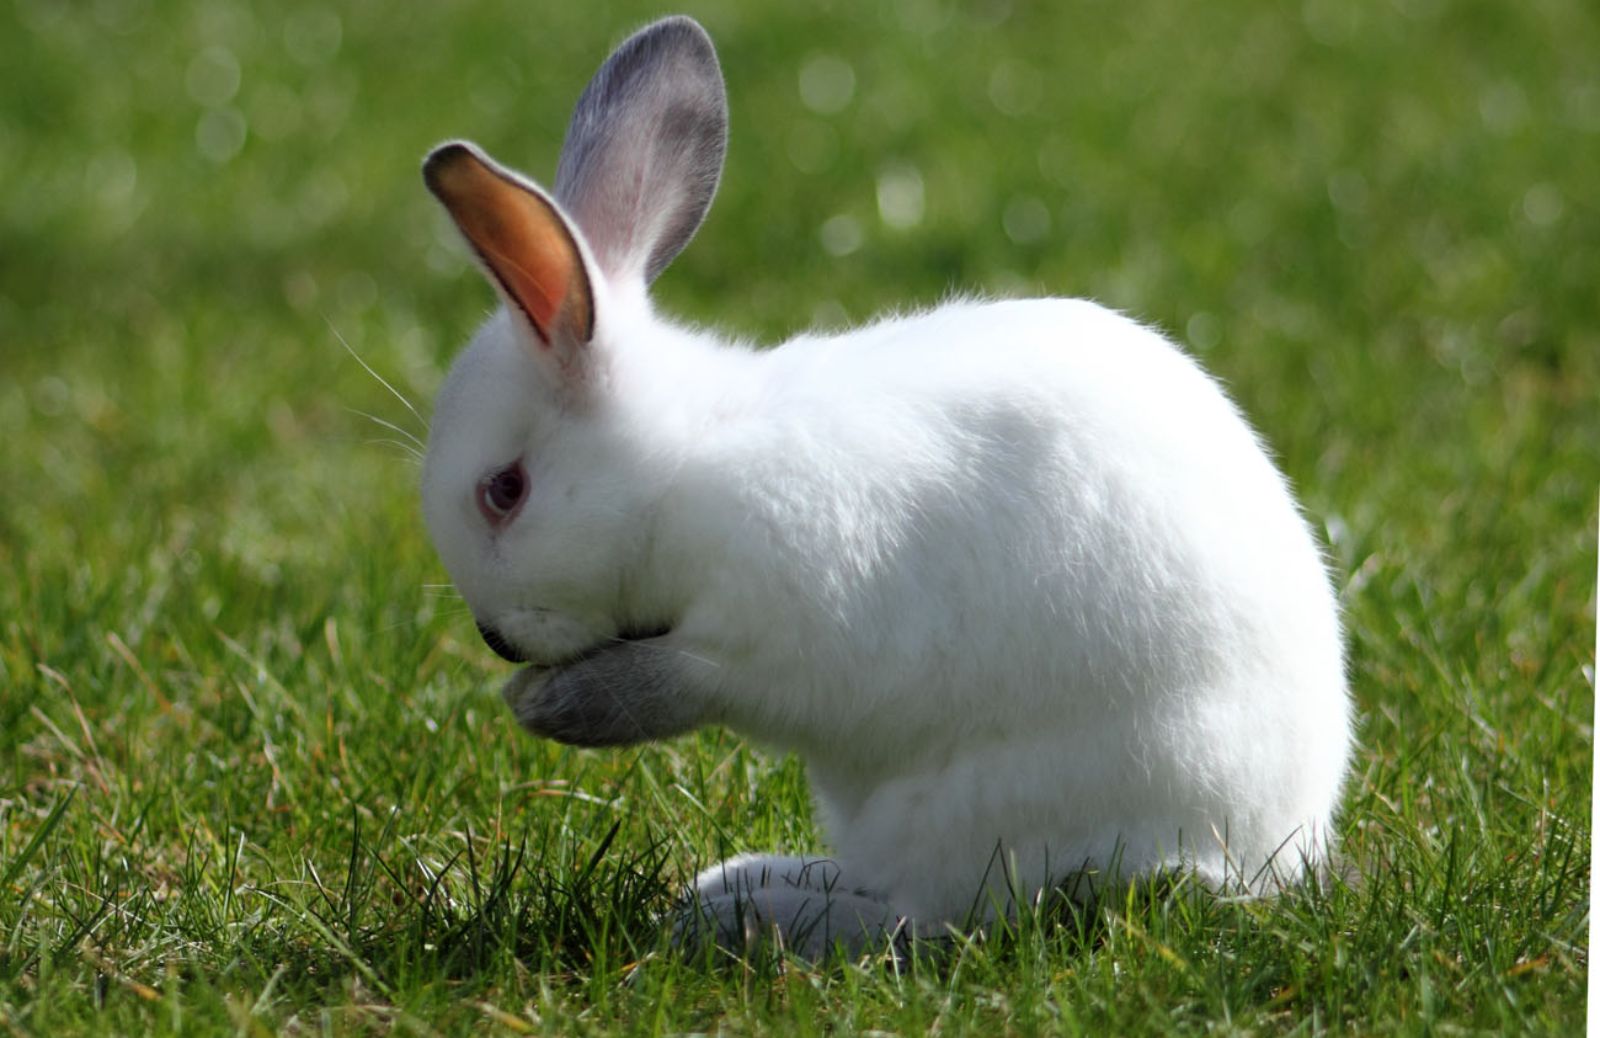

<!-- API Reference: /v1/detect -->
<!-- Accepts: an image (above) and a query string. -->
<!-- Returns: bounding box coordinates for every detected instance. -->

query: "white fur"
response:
[421,17,1352,949]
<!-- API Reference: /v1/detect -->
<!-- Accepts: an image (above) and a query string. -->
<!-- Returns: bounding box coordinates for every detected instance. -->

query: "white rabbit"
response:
[419,16,1352,957]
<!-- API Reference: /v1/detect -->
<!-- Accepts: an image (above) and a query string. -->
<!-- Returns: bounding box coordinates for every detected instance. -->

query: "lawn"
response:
[1,0,1594,1034]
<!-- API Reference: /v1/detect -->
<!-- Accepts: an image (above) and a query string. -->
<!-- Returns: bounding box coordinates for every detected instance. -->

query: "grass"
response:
[1,0,1593,1032]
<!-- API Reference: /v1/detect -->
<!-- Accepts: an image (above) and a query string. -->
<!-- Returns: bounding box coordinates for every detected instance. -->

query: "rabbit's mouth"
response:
[500,622,676,678]
[478,612,671,669]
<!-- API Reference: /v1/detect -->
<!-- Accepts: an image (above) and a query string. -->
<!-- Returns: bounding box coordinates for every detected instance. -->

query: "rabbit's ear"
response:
[424,141,595,366]
[554,16,727,286]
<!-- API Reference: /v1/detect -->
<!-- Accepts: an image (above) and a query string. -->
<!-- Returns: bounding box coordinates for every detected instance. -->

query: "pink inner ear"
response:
[427,147,593,345]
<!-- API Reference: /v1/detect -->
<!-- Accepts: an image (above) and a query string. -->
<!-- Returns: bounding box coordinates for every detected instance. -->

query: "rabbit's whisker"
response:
[328,316,431,436]
[365,438,424,465]
[350,408,426,453]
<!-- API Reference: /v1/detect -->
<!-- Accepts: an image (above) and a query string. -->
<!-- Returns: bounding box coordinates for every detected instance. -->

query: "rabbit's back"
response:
[711,296,1340,717]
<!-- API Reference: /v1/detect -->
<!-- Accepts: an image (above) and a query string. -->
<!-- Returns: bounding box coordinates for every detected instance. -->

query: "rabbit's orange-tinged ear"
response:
[424,141,594,350]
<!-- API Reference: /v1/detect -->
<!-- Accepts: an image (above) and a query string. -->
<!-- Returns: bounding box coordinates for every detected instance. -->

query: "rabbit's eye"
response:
[476,462,528,525]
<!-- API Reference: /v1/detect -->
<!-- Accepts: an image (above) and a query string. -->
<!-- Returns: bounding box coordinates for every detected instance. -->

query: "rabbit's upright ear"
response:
[424,142,595,366]
[554,16,728,287]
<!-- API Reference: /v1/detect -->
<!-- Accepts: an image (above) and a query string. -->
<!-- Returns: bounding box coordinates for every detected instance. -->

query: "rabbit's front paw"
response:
[502,638,705,747]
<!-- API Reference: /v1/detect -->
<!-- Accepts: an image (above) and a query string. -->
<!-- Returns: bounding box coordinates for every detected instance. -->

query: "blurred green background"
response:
[4,0,1596,554]
[1,0,1594,1033]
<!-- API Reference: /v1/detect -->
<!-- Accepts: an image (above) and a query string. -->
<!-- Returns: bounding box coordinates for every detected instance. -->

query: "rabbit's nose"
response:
[477,621,528,663]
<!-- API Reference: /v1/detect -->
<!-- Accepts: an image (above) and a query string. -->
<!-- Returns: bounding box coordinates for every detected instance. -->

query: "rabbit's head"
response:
[420,17,727,666]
